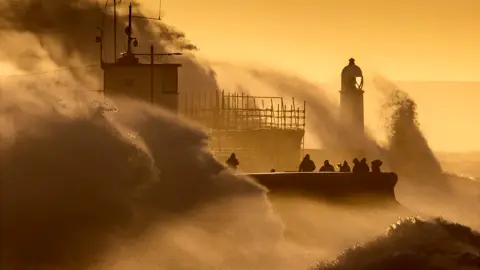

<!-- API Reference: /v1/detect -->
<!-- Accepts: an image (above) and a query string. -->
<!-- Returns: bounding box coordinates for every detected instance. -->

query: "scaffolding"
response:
[179,90,306,171]
[96,1,305,172]
[180,90,306,130]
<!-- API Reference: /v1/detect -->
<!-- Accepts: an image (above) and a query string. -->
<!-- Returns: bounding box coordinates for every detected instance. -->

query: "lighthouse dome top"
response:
[341,58,364,91]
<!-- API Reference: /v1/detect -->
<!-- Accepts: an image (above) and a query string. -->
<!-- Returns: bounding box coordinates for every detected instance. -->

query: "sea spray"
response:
[313,217,480,270]
[375,77,443,180]
[244,67,383,163]
[0,88,286,270]
[0,0,220,100]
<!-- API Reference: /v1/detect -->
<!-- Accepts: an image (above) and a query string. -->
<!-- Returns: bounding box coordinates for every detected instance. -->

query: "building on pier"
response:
[96,2,306,172]
[182,91,306,171]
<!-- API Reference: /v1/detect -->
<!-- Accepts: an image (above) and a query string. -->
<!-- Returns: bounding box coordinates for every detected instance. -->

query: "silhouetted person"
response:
[319,160,335,172]
[226,153,239,170]
[359,158,370,172]
[371,159,383,173]
[352,158,360,173]
[299,154,316,172]
[339,160,351,172]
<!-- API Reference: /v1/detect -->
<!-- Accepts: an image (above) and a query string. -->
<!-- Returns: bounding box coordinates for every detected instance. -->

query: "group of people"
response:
[225,152,383,173]
[299,154,383,173]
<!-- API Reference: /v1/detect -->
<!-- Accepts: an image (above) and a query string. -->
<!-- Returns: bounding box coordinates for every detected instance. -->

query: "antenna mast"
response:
[127,2,133,55]
[117,1,139,63]
[113,0,117,62]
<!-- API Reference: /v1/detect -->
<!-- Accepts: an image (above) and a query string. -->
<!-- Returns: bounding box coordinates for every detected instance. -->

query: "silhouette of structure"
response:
[247,172,398,202]
[340,58,365,145]
[98,2,182,112]
[94,3,398,203]
[183,91,306,171]
[96,2,306,172]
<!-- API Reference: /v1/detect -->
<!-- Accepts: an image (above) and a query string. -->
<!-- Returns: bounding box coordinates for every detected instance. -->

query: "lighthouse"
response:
[340,58,365,138]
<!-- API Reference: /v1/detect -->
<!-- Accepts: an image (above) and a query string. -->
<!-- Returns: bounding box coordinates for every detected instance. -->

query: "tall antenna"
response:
[113,0,117,62]
[126,2,133,55]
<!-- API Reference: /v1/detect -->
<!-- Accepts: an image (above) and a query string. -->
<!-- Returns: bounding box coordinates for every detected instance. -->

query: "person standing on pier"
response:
[339,160,351,172]
[299,154,316,172]
[359,158,370,172]
[371,159,383,173]
[226,153,239,170]
[319,160,335,172]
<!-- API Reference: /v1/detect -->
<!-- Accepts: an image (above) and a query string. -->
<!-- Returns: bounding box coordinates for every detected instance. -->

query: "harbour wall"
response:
[244,172,398,204]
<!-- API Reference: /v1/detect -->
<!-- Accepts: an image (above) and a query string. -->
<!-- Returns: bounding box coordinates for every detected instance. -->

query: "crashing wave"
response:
[313,217,480,270]
[0,91,284,270]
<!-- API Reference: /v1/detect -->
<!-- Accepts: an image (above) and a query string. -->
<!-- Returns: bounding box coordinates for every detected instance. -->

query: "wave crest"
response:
[314,217,480,270]
[0,90,283,270]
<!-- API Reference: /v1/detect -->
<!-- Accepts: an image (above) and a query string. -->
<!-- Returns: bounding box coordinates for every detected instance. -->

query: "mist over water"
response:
[2,87,479,270]
[314,217,480,270]
[1,0,480,269]
[0,0,220,97]
[209,65,480,267]
[0,89,288,269]
[374,77,443,180]
[247,69,381,155]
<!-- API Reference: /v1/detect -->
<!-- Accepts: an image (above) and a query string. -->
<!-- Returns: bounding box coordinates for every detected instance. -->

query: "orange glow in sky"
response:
[156,0,480,152]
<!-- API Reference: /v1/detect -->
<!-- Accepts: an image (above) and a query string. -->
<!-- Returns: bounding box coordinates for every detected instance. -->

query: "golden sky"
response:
[155,0,480,152]
[160,0,479,81]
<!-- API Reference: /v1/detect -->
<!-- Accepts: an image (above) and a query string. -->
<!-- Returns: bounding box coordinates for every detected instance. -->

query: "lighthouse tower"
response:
[340,58,365,138]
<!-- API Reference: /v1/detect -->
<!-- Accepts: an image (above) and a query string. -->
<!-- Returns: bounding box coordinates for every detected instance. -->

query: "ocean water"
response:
[314,217,480,270]
[1,89,479,270]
